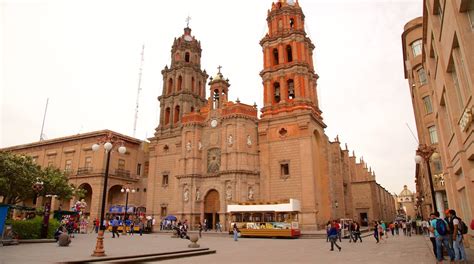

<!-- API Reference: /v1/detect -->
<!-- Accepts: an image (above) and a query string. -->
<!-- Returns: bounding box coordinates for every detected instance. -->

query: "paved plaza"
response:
[0,232,471,263]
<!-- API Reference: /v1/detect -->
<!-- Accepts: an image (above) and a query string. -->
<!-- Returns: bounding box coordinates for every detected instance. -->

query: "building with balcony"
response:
[402,0,473,225]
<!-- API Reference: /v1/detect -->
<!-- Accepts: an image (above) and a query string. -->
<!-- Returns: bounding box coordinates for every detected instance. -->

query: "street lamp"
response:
[120,186,136,224]
[91,133,126,257]
[415,144,438,214]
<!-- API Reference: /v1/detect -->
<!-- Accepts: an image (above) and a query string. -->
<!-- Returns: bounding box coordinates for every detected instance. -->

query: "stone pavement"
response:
[0,232,472,264]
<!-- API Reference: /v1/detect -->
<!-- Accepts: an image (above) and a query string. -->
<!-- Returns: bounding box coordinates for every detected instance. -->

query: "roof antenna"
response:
[40,98,49,141]
[405,122,419,144]
[133,44,145,138]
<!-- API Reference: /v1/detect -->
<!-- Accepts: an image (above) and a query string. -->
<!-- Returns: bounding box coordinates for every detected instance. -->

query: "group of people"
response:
[108,216,146,238]
[428,209,468,263]
[325,220,363,252]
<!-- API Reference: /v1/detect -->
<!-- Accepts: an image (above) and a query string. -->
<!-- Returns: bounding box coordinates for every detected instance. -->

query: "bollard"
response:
[188,234,200,248]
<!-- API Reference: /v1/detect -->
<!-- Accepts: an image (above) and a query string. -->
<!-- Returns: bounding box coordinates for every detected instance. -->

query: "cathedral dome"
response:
[399,185,413,197]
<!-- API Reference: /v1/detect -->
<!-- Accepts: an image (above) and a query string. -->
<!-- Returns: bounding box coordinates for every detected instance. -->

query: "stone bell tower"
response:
[156,25,208,136]
[258,0,330,230]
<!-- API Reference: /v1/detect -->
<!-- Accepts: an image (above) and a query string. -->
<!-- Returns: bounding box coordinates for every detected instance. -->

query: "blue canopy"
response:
[164,215,177,221]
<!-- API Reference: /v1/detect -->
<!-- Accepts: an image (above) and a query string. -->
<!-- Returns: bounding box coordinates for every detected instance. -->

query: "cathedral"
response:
[1,0,395,232]
[145,0,395,231]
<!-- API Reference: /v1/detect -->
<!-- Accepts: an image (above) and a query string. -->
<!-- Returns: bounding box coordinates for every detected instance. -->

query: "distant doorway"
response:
[204,190,220,230]
[360,212,368,227]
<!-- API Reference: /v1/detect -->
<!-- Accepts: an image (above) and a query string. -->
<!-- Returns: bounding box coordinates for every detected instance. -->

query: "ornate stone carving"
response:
[207,148,221,173]
[186,141,192,152]
[183,187,189,202]
[247,135,252,146]
[226,185,232,201]
[196,188,201,201]
[248,186,254,200]
[198,141,203,151]
[227,135,233,146]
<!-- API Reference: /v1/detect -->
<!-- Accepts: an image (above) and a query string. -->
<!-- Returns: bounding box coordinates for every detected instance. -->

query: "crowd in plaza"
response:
[325,210,471,263]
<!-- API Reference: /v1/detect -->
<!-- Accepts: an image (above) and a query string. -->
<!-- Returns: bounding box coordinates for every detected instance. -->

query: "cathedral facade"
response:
[146,0,395,231]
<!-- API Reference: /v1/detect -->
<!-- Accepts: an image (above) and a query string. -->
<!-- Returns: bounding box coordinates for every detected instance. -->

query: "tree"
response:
[0,151,40,204]
[0,151,74,204]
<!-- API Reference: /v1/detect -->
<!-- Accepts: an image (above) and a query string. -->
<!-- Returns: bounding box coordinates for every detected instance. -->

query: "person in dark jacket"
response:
[328,221,341,251]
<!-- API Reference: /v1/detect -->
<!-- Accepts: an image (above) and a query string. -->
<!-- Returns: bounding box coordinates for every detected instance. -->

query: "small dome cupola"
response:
[209,66,230,110]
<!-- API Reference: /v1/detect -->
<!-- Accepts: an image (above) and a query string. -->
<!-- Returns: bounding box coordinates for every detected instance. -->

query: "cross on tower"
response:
[217,65,222,73]
[186,16,191,27]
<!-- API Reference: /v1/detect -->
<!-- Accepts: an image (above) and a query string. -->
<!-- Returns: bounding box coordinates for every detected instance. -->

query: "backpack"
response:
[435,219,447,236]
[456,217,468,235]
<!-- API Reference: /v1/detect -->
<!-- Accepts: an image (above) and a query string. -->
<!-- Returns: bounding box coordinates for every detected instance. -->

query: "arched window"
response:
[177,76,182,91]
[213,89,220,109]
[174,105,180,123]
[191,77,195,93]
[273,48,279,66]
[167,78,173,94]
[287,79,295,99]
[290,18,295,29]
[286,45,293,62]
[198,81,202,97]
[165,107,171,125]
[185,52,190,62]
[273,82,281,103]
[191,106,194,112]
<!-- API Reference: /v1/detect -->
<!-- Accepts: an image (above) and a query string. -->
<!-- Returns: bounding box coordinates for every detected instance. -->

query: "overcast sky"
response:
[1,0,422,195]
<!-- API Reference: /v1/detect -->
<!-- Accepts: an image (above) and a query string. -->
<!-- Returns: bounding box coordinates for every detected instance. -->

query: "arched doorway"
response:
[107,185,124,218]
[78,183,93,216]
[204,190,220,230]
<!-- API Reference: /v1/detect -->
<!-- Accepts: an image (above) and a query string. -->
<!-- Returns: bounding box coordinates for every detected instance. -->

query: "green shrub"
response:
[10,216,60,239]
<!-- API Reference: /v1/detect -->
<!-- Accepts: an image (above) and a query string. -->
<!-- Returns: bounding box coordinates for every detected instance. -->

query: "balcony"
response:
[114,168,131,178]
[77,167,93,175]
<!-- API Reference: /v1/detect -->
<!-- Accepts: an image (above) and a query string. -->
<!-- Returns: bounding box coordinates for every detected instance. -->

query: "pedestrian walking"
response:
[353,221,363,243]
[326,221,331,242]
[328,221,341,251]
[138,219,144,236]
[373,221,380,243]
[198,222,203,238]
[429,211,454,263]
[111,217,120,238]
[233,223,239,241]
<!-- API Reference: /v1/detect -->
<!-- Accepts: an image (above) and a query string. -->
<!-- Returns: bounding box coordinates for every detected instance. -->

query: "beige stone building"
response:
[394,185,417,220]
[147,0,396,231]
[1,130,149,222]
[402,0,473,226]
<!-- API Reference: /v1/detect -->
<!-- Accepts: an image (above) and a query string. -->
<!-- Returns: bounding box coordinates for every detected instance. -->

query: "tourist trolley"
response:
[227,199,301,238]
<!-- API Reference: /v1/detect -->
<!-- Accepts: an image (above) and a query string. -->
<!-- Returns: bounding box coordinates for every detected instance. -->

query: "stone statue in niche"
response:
[226,186,232,200]
[248,186,254,200]
[247,135,252,146]
[186,141,192,152]
[198,141,203,151]
[227,135,233,146]
[196,188,201,201]
[183,188,189,202]
[207,148,221,173]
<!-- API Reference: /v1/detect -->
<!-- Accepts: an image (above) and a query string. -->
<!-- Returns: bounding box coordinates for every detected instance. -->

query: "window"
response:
[118,159,125,170]
[422,96,433,114]
[273,48,279,65]
[428,126,438,144]
[136,163,142,176]
[451,65,464,109]
[191,77,195,93]
[273,82,281,103]
[161,206,167,216]
[144,188,147,192]
[469,1,474,28]
[174,105,180,123]
[185,52,190,62]
[85,157,92,168]
[65,159,72,173]
[177,76,182,91]
[162,175,169,186]
[417,68,427,85]
[289,18,294,29]
[287,79,295,99]
[144,162,149,177]
[213,89,220,109]
[281,163,289,177]
[164,107,171,125]
[168,78,173,94]
[286,45,293,62]
[432,159,442,173]
[411,39,422,57]
[48,161,54,167]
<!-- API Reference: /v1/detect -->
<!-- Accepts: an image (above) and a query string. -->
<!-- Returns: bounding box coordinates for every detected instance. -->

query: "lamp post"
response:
[32,179,46,238]
[91,133,126,257]
[415,144,439,214]
[121,186,135,223]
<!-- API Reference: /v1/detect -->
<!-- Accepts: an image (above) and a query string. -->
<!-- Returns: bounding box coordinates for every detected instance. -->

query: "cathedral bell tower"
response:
[208,66,230,110]
[260,0,322,122]
[258,0,328,230]
[156,26,208,135]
